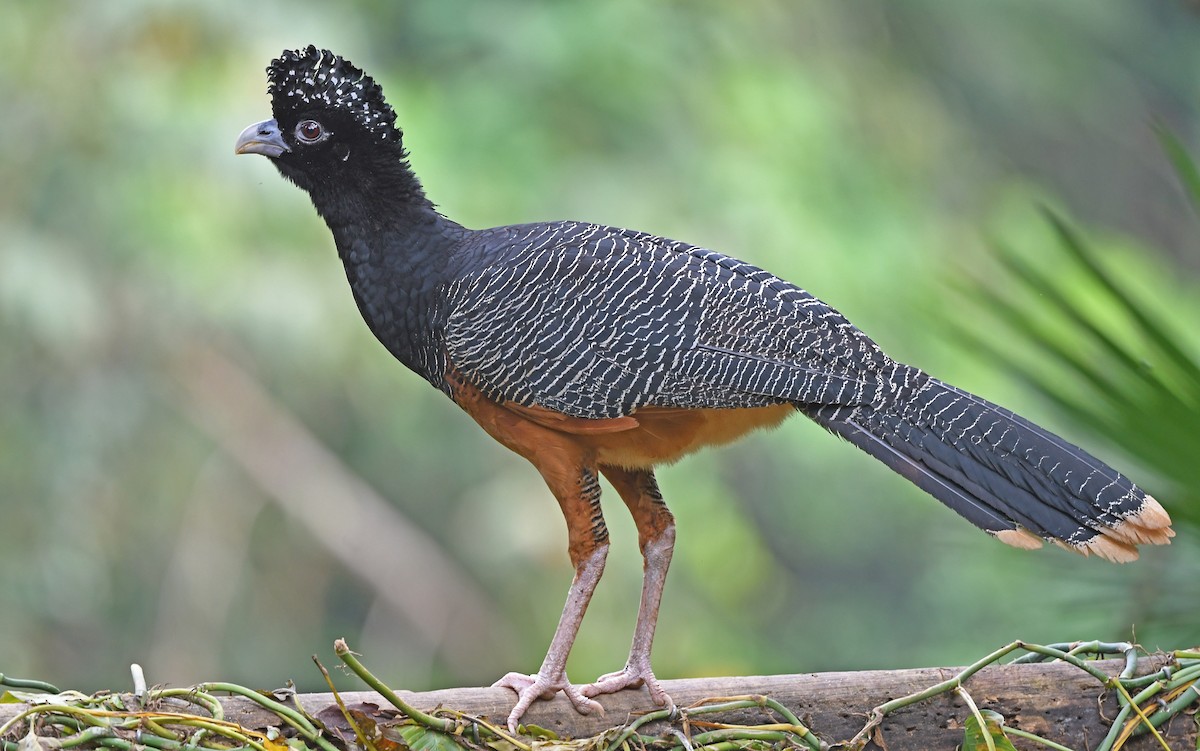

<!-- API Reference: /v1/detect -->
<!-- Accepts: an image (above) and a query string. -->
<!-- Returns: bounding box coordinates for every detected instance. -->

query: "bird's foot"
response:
[582,659,674,710]
[492,671,604,733]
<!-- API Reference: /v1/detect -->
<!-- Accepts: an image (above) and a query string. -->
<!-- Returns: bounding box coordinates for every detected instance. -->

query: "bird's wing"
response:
[444,222,894,419]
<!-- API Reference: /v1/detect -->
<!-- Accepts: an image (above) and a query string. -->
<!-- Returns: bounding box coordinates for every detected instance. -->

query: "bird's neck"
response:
[308,160,463,280]
[307,157,440,237]
[310,164,464,385]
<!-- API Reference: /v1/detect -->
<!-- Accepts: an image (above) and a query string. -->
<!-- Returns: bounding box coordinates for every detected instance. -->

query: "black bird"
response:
[236,46,1173,732]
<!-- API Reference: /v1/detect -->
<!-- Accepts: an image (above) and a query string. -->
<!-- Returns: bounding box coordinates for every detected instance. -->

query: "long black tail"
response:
[801,364,1172,561]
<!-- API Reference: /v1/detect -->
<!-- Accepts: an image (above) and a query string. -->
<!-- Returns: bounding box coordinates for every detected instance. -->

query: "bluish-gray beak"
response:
[235,119,290,157]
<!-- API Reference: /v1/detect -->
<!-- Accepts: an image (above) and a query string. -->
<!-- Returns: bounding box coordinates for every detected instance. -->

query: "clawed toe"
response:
[492,671,557,700]
[493,671,603,733]
[583,664,673,708]
[561,682,605,715]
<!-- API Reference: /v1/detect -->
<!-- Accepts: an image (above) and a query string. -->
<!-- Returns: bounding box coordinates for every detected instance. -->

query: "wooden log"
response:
[2,657,1194,749]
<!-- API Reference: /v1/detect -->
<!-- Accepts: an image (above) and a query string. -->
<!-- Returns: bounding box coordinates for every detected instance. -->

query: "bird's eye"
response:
[295,120,326,143]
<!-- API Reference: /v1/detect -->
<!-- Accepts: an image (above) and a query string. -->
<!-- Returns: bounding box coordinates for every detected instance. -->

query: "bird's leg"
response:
[585,467,675,709]
[492,466,609,732]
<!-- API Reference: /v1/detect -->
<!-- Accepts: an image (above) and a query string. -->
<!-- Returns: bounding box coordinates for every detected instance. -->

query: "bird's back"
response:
[445,220,895,419]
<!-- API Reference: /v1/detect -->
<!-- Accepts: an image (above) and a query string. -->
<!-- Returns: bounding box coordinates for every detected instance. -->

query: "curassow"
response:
[236,46,1173,732]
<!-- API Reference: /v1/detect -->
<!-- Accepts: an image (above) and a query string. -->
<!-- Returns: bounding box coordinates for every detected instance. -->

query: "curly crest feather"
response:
[267,46,400,143]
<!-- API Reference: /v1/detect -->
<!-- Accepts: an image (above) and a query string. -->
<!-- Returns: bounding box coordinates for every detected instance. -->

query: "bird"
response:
[236,46,1174,733]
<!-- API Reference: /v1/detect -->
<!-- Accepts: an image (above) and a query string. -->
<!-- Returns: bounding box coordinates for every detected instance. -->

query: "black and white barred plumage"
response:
[445,221,888,418]
[441,220,1166,554]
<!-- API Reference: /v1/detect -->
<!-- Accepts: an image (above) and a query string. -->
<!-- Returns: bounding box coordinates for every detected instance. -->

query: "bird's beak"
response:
[235,119,290,158]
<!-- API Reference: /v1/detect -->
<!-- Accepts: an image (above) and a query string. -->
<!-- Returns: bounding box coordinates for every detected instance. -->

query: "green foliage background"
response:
[2,1,1197,695]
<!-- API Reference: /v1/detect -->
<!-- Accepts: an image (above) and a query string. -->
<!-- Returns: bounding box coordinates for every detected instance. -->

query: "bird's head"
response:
[236,46,414,198]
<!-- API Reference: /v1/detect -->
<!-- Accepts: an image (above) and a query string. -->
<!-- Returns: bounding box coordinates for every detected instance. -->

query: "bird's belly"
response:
[586,403,795,469]
[445,367,794,471]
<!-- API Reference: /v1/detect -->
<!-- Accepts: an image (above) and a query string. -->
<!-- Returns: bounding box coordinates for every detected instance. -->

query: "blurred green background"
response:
[2,1,1198,696]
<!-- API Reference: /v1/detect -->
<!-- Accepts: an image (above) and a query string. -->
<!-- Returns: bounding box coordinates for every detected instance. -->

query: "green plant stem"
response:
[1014,642,1126,686]
[846,640,1024,749]
[154,718,269,751]
[688,696,819,747]
[1165,663,1200,689]
[605,704,675,750]
[1017,639,1171,749]
[56,725,119,749]
[956,688,995,751]
[0,675,61,694]
[155,687,225,722]
[687,728,797,745]
[1130,683,1200,738]
[197,682,337,751]
[1122,667,1174,690]
[1009,641,1134,669]
[845,641,1179,751]
[197,682,316,737]
[686,695,807,730]
[1096,678,1175,751]
[1063,641,1137,679]
[0,702,113,738]
[684,699,822,749]
[432,708,533,750]
[1002,726,1077,751]
[1010,643,1085,664]
[603,697,824,751]
[332,639,457,735]
[312,655,375,751]
[687,742,763,751]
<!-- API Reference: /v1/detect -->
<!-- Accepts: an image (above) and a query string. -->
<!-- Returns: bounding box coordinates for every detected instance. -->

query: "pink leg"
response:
[492,467,608,732]
[583,468,676,709]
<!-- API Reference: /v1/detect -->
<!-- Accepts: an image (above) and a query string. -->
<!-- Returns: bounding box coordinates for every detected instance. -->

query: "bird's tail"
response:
[800,365,1173,561]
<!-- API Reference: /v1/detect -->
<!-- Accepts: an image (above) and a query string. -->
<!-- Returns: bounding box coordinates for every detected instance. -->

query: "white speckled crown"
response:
[267,46,400,142]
